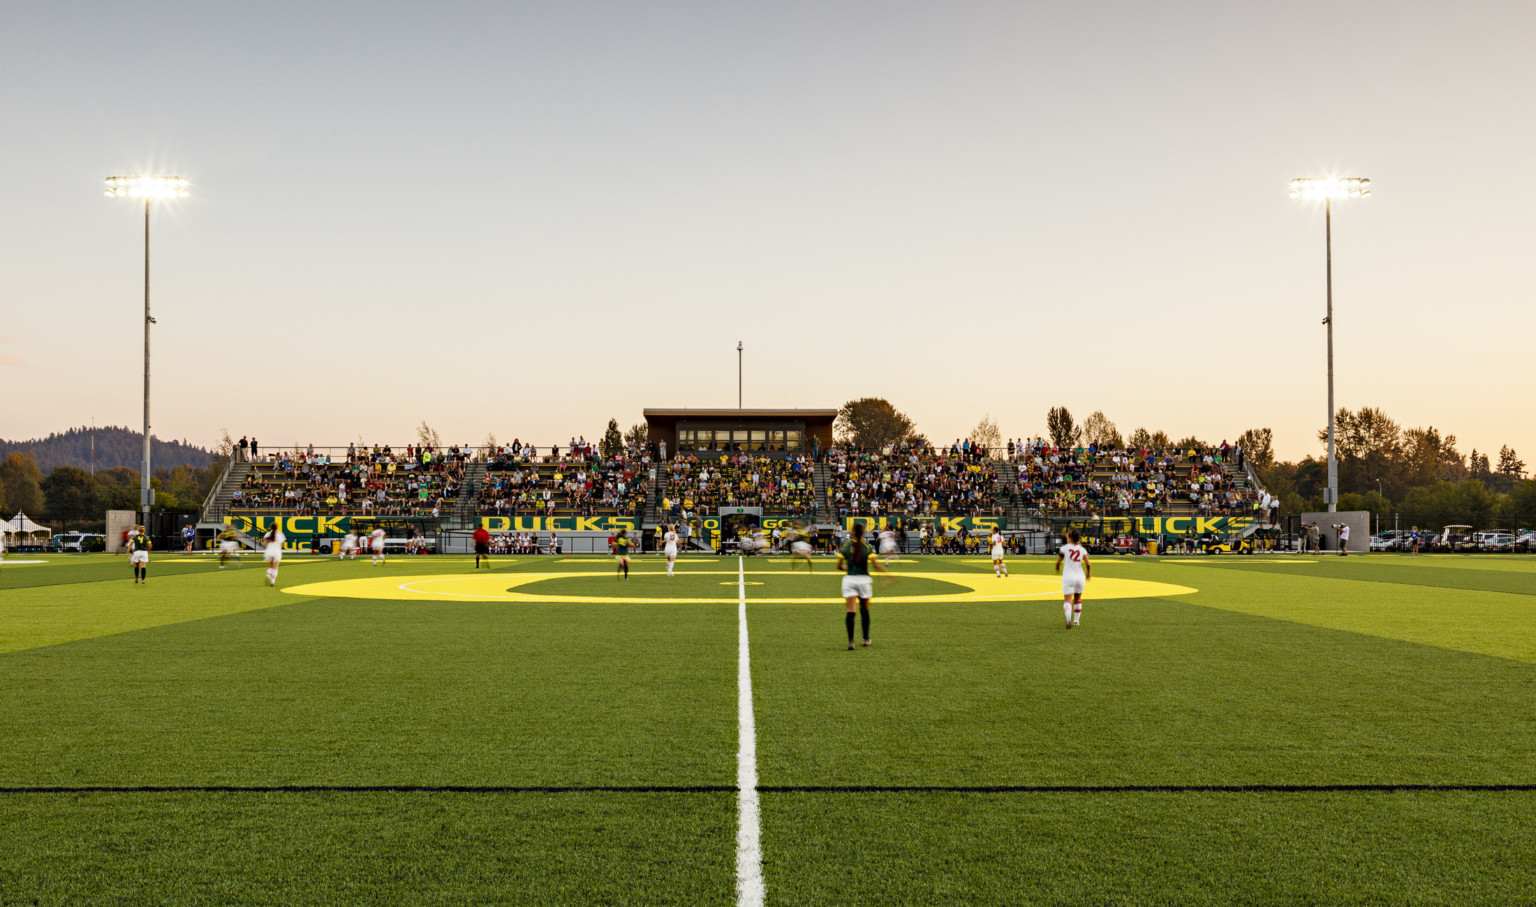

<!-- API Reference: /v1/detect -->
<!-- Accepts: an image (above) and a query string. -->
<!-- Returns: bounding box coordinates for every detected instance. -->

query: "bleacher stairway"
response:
[446,461,485,530]
[198,460,252,527]
[812,463,831,525]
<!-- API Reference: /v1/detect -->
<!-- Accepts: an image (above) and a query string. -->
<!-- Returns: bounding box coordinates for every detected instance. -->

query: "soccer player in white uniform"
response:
[1055,529,1090,628]
[339,529,358,560]
[663,524,680,577]
[878,528,899,565]
[263,525,286,587]
[369,527,386,565]
[989,528,1008,577]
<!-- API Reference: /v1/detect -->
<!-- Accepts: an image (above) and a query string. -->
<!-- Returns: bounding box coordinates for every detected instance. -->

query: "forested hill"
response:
[0,427,212,475]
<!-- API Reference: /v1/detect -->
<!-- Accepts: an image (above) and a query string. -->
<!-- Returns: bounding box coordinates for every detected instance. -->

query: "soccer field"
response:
[2,551,1535,904]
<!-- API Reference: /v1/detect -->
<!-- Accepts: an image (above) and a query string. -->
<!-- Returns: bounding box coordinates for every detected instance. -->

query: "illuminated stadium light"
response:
[1289,175,1371,517]
[105,174,190,527]
[1289,177,1371,200]
[104,176,190,199]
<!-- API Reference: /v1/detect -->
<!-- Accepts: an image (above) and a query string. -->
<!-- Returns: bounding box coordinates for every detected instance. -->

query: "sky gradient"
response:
[3,1,1532,463]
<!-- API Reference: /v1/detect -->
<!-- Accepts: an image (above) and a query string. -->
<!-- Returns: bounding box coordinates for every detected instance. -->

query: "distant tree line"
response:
[1,429,229,532]
[0,426,211,475]
[830,400,1534,529]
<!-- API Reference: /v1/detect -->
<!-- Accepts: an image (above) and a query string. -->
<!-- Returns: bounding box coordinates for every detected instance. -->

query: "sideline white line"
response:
[736,555,765,906]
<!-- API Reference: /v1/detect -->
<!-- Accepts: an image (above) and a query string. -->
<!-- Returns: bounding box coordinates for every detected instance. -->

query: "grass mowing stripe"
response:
[736,555,765,907]
[0,785,736,794]
[6,783,1535,794]
[1190,558,1536,597]
[759,783,1536,793]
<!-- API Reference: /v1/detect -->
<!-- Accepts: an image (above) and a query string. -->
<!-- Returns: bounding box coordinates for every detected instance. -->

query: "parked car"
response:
[1517,530,1536,552]
[57,532,105,552]
[1479,532,1516,552]
[1370,530,1407,552]
[1438,525,1474,551]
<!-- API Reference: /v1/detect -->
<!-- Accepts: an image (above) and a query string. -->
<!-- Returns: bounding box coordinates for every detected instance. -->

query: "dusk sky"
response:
[4,1,1532,463]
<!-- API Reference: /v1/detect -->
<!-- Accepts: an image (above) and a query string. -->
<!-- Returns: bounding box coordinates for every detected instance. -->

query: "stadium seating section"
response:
[221,438,1265,525]
[478,443,649,518]
[662,454,817,518]
[229,445,465,517]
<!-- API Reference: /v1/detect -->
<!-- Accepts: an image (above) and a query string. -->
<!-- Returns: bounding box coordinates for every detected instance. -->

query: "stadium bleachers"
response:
[227,445,466,517]
[1009,442,1261,519]
[662,453,817,518]
[476,443,650,519]
[824,443,999,518]
[212,437,1267,531]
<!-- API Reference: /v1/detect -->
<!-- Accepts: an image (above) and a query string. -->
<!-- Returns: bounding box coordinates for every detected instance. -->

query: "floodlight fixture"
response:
[105,174,191,528]
[1289,175,1371,517]
[1289,177,1371,200]
[105,175,190,199]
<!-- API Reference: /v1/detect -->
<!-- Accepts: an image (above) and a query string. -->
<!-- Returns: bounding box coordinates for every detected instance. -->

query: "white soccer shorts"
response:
[1062,576,1085,596]
[841,575,874,600]
[130,551,149,565]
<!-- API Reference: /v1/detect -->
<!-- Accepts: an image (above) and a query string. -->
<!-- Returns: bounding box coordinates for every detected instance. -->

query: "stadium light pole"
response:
[737,341,743,408]
[1289,177,1370,514]
[106,175,190,530]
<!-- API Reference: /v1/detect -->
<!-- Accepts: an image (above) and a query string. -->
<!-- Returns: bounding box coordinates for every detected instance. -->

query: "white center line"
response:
[736,555,765,906]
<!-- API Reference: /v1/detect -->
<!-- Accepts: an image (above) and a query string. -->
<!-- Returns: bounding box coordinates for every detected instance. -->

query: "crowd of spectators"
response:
[1006,438,1259,518]
[826,440,998,518]
[477,441,650,518]
[230,443,466,516]
[663,454,817,517]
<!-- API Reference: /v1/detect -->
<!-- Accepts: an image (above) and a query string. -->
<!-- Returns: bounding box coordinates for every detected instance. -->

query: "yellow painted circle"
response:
[284,571,1195,604]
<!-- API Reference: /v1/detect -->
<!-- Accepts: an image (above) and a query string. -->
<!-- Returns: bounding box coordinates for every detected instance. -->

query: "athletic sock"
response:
[1073,604,1082,624]
[846,612,857,644]
[1064,601,1073,623]
[860,604,870,640]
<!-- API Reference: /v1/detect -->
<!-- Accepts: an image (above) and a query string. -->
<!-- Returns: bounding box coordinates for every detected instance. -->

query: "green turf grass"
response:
[2,553,1535,903]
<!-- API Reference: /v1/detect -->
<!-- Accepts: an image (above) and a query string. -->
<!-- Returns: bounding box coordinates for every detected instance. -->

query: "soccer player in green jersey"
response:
[614,528,632,580]
[127,526,152,584]
[837,522,887,650]
[217,529,242,568]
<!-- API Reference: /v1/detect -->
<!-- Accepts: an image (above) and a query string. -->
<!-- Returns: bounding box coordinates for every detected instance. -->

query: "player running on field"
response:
[614,527,632,580]
[878,527,899,565]
[785,524,814,572]
[370,527,387,565]
[990,528,1008,577]
[263,525,286,587]
[663,524,680,577]
[340,529,359,561]
[128,526,152,584]
[838,522,887,650]
[1055,529,1090,628]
